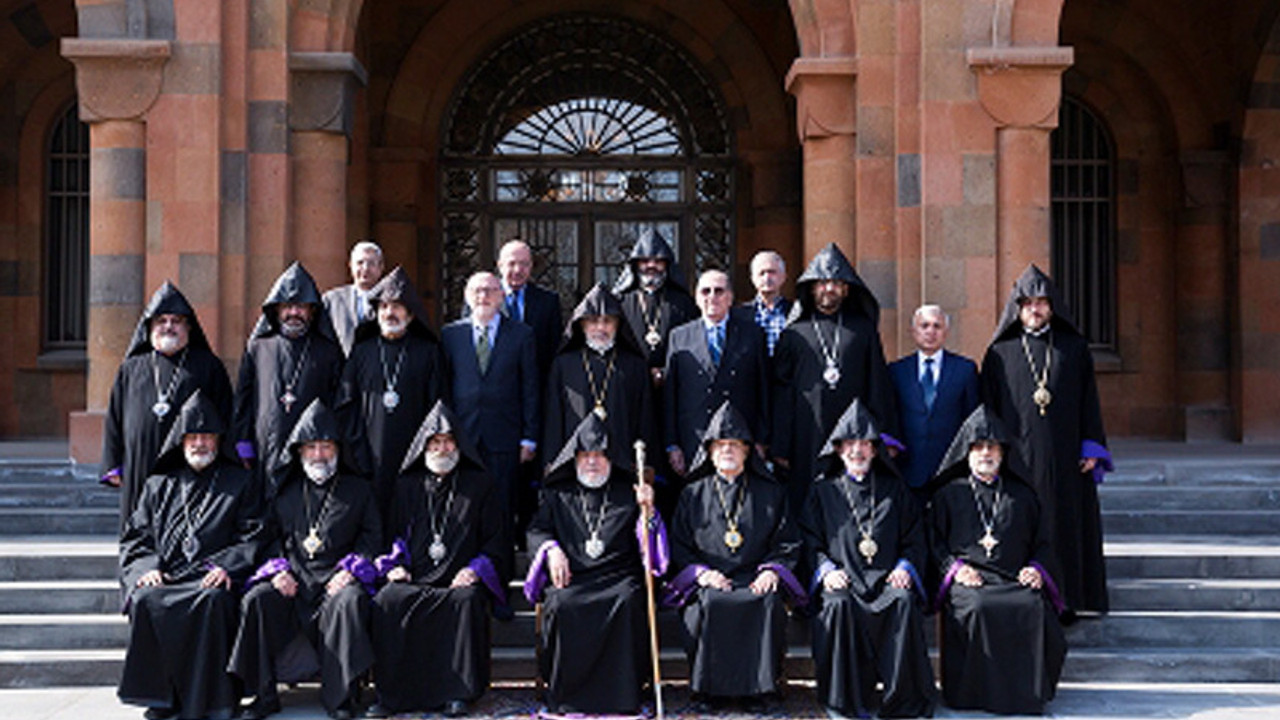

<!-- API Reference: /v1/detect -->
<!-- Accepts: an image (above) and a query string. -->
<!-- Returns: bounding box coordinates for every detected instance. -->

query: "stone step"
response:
[1063,611,1280,649]
[0,581,119,614]
[0,538,119,581]
[0,615,128,650]
[1098,486,1280,511]
[1107,460,1280,487]
[1102,510,1280,536]
[0,509,117,536]
[1060,648,1280,683]
[1104,537,1280,579]
[0,483,118,509]
[1107,579,1280,611]
[0,649,123,688]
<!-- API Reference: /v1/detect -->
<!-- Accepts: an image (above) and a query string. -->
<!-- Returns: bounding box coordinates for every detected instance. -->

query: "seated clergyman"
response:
[524,414,667,716]
[367,400,509,719]
[927,405,1067,715]
[118,390,265,720]
[800,399,937,719]
[666,401,805,712]
[229,400,381,720]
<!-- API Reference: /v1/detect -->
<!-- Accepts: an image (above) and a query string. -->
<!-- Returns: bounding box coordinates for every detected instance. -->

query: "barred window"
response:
[44,102,89,350]
[1051,96,1116,348]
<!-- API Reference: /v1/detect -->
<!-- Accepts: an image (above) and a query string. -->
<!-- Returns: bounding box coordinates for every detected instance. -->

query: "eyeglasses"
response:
[698,286,728,296]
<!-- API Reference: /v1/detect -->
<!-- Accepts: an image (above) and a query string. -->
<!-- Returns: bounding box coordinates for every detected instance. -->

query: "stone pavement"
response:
[6,682,1280,720]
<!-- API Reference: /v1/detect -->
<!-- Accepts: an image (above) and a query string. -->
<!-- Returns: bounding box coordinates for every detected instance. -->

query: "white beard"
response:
[714,457,743,476]
[576,470,609,489]
[380,317,407,338]
[304,457,338,484]
[185,448,215,472]
[280,318,309,339]
[639,269,666,291]
[154,334,183,355]
[585,336,615,354]
[426,450,460,476]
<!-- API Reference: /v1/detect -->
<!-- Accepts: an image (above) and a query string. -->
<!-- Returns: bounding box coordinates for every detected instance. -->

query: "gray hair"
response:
[750,250,786,276]
[912,304,950,327]
[350,241,383,262]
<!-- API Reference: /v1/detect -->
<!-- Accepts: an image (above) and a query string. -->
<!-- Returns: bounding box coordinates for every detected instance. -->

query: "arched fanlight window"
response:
[439,15,734,318]
[1051,95,1116,349]
[44,102,89,350]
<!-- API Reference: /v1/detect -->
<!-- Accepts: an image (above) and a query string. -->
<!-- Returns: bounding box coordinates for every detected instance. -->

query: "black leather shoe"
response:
[329,708,354,720]
[143,708,176,720]
[362,702,391,719]
[238,695,281,720]
[443,699,467,717]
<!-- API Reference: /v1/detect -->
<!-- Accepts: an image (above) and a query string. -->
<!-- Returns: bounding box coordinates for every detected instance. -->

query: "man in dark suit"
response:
[732,250,792,357]
[496,239,563,381]
[665,270,770,480]
[322,241,384,356]
[888,304,979,493]
[442,272,540,548]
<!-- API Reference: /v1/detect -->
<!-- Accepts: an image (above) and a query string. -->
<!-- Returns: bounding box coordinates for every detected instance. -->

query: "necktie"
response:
[477,326,492,374]
[506,291,522,323]
[921,357,937,410]
[709,325,724,366]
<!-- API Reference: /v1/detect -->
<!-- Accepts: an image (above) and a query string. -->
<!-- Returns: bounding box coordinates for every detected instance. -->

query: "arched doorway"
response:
[437,14,735,316]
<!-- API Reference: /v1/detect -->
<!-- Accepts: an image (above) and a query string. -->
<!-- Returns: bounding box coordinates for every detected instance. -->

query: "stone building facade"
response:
[0,0,1276,456]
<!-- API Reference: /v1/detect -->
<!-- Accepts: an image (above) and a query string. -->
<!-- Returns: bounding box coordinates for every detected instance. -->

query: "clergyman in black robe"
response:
[980,264,1112,615]
[543,283,653,470]
[118,390,265,720]
[665,401,805,709]
[102,281,233,534]
[337,266,446,535]
[232,262,345,499]
[229,399,381,720]
[524,414,668,716]
[368,400,509,718]
[773,243,899,516]
[800,399,936,719]
[927,405,1067,715]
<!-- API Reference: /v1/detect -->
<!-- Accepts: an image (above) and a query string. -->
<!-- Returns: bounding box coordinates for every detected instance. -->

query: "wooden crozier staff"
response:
[634,439,664,720]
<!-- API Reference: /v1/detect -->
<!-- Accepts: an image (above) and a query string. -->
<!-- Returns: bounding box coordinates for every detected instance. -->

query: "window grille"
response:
[44,102,89,349]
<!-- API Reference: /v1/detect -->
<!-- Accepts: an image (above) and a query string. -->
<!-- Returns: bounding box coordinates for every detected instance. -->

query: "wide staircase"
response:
[0,443,1277,688]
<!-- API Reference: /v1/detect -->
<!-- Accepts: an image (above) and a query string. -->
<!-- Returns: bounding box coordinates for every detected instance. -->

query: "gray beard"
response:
[153,334,184,355]
[639,270,666,291]
[280,319,309,339]
[426,451,460,476]
[304,458,338,484]
[577,471,609,489]
[585,336,615,354]
[186,450,215,472]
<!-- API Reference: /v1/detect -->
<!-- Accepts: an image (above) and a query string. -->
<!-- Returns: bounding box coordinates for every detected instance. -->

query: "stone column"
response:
[289,52,367,291]
[786,57,858,262]
[968,47,1072,302]
[60,39,171,463]
[1177,151,1233,440]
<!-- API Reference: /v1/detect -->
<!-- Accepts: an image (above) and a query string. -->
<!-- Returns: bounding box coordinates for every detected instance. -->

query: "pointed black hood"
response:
[125,282,214,357]
[354,266,437,344]
[788,243,880,326]
[989,264,1080,344]
[557,282,645,355]
[687,401,773,481]
[816,398,898,478]
[248,261,338,342]
[545,412,634,485]
[400,400,486,474]
[610,228,691,295]
[929,405,1030,489]
[150,389,236,475]
[274,398,362,477]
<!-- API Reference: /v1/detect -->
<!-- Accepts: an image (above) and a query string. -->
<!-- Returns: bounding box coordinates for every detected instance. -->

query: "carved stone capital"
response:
[785,56,858,142]
[968,46,1073,129]
[290,52,368,136]
[60,39,171,123]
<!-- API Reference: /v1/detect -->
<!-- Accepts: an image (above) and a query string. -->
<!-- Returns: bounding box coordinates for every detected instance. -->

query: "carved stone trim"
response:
[785,57,858,141]
[967,46,1073,129]
[60,39,171,123]
[289,52,368,136]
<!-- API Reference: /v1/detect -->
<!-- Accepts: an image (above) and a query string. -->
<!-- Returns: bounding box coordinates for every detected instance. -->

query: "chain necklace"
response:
[1020,331,1053,416]
[179,468,218,561]
[713,474,747,551]
[578,486,610,559]
[581,348,617,422]
[968,475,1004,559]
[813,314,843,389]
[838,472,878,564]
[150,347,189,419]
[301,475,337,559]
[424,476,456,563]
[279,336,312,413]
[637,291,664,350]
[379,337,408,411]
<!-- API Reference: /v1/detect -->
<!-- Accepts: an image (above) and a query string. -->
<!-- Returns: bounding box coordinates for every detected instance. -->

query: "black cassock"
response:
[103,283,232,535]
[667,471,803,698]
[118,461,264,719]
[228,469,381,713]
[544,347,653,468]
[524,469,668,715]
[773,313,897,514]
[372,465,508,711]
[800,468,936,718]
[928,474,1067,715]
[339,333,445,532]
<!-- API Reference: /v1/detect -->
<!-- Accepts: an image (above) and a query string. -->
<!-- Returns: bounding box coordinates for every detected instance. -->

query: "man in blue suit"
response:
[888,304,979,494]
[442,272,540,550]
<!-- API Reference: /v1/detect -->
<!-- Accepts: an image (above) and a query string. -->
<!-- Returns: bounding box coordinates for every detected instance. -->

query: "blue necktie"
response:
[921,357,937,410]
[709,325,724,366]
[506,291,522,323]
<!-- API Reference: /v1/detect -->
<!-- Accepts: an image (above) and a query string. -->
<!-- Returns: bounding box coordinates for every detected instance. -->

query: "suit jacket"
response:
[503,283,563,382]
[889,349,979,489]
[322,284,371,356]
[663,314,771,461]
[441,315,540,454]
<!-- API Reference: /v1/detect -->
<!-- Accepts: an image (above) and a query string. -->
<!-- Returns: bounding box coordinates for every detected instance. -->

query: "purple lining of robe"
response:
[374,538,409,576]
[881,433,905,453]
[758,562,808,606]
[636,513,670,576]
[246,557,291,588]
[100,467,122,486]
[245,553,378,594]
[467,553,506,604]
[935,559,964,611]
[523,515,669,605]
[523,540,558,605]
[662,563,708,607]
[235,441,255,461]
[1081,440,1113,485]
[811,559,838,594]
[1030,560,1066,614]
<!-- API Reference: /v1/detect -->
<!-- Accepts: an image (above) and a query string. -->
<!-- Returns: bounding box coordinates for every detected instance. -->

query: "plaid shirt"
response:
[753,295,789,356]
